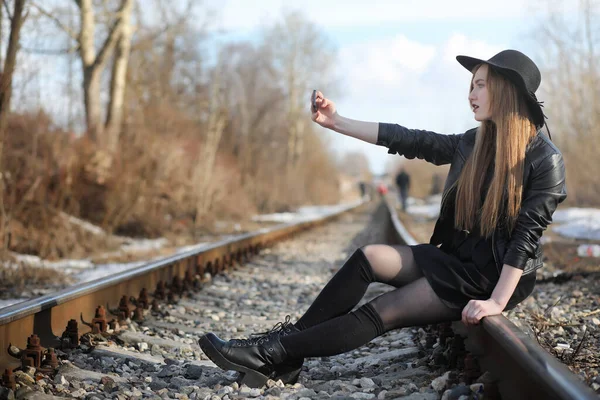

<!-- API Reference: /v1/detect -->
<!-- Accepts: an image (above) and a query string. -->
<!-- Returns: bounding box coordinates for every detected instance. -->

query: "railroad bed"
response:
[0,200,597,399]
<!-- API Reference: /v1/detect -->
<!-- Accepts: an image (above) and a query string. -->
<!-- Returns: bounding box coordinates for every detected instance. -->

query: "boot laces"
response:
[231,315,294,347]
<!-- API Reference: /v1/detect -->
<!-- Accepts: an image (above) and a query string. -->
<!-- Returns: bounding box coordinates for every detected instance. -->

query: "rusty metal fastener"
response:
[171,276,183,296]
[108,296,130,322]
[81,305,108,334]
[38,348,59,374]
[1,368,16,391]
[184,270,194,291]
[61,319,79,349]
[132,306,144,323]
[7,334,44,369]
[153,281,166,300]
[138,288,149,309]
[167,291,177,305]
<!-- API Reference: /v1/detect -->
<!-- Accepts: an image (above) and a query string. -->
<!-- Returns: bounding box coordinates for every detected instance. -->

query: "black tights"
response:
[281,248,461,359]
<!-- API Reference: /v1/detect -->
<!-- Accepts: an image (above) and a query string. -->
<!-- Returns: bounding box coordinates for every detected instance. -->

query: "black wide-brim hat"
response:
[456,49,546,127]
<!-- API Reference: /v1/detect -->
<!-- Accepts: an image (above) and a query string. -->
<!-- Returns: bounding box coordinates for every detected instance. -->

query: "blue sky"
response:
[201,0,573,174]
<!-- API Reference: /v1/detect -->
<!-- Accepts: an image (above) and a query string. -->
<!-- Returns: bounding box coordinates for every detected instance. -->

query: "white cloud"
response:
[338,35,436,100]
[329,33,506,174]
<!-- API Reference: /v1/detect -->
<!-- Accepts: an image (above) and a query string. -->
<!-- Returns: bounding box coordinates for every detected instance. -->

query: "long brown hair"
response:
[454,64,537,237]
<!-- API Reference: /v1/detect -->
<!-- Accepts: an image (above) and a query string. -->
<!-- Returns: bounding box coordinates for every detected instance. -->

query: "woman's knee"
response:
[360,244,421,286]
[360,244,403,278]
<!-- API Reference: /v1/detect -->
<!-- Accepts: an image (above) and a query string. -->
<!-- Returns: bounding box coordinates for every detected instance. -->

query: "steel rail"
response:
[0,200,365,370]
[382,194,597,400]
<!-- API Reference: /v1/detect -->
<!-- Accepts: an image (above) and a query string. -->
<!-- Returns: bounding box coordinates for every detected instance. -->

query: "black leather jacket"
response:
[377,123,567,276]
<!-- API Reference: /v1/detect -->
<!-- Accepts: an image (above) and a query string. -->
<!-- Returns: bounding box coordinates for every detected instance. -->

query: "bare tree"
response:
[32,0,133,147]
[193,69,227,223]
[0,0,28,138]
[0,0,28,252]
[77,0,133,146]
[535,0,600,204]
[263,12,338,173]
[105,0,133,151]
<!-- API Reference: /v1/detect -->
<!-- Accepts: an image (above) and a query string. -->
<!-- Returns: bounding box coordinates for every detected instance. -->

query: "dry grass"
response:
[0,110,343,261]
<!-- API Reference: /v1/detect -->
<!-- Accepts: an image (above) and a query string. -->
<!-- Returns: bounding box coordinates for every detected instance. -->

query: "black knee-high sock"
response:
[282,303,385,358]
[295,248,375,331]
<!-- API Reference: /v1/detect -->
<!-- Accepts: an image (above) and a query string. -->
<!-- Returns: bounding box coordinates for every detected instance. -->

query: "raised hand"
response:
[310,90,338,130]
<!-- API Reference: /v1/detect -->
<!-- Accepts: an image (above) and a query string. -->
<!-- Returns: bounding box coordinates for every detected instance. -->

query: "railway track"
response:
[0,196,597,399]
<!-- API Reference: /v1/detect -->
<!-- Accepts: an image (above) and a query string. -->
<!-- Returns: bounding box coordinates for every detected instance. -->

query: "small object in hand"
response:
[311,90,318,113]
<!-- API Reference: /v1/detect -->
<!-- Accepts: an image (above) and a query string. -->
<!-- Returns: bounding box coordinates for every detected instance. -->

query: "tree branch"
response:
[21,45,80,55]
[30,2,79,41]
[129,1,195,53]
[93,0,132,70]
[93,16,121,69]
[3,0,12,21]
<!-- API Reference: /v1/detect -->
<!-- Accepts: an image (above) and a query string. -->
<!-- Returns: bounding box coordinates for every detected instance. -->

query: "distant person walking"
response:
[395,169,410,211]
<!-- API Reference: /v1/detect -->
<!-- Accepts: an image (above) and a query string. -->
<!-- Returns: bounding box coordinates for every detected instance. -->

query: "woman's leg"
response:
[282,277,461,358]
[295,244,423,330]
[199,252,447,387]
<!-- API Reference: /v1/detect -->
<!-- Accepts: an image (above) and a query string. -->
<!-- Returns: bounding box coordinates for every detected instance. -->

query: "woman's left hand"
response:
[461,299,505,326]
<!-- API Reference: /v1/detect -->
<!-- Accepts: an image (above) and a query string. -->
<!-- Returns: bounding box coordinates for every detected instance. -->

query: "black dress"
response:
[411,168,536,311]
[411,230,536,311]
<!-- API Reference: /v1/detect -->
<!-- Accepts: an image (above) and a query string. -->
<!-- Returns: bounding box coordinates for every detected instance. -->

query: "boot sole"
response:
[274,363,301,385]
[198,335,270,388]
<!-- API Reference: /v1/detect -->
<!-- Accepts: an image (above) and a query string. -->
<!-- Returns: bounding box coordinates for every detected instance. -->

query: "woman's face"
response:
[469,64,492,122]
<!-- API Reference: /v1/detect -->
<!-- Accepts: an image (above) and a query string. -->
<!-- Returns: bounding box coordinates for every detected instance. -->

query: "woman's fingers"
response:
[462,300,483,325]
[310,90,328,112]
[319,97,328,109]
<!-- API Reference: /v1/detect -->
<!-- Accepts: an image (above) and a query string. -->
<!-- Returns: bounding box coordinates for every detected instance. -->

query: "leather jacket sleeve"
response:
[503,152,567,269]
[377,123,462,165]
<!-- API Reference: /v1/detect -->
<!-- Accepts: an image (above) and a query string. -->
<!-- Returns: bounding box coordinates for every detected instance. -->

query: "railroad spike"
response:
[1,368,16,391]
[138,288,149,309]
[107,296,131,322]
[38,348,59,374]
[184,270,194,292]
[153,281,166,300]
[171,276,183,296]
[167,291,178,305]
[7,334,44,369]
[61,319,79,349]
[132,306,144,323]
[81,306,108,334]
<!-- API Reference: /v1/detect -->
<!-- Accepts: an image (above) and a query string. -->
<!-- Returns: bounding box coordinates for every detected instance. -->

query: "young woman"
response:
[199,49,567,388]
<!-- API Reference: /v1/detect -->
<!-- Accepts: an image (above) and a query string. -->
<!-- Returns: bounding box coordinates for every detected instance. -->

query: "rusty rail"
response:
[0,200,365,371]
[382,193,597,400]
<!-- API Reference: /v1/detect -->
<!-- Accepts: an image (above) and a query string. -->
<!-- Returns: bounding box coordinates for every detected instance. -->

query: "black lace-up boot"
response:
[199,331,289,388]
[199,316,303,387]
[245,316,303,384]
